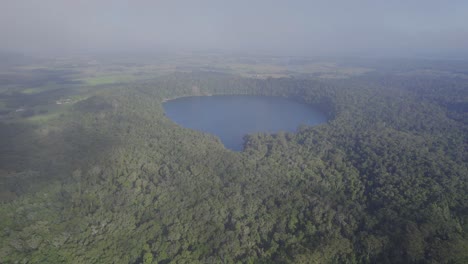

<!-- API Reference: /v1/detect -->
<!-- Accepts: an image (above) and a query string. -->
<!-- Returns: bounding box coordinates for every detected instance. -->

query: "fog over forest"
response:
[1,0,468,57]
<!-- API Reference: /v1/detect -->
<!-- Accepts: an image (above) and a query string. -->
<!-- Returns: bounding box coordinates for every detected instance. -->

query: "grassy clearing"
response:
[0,100,7,110]
[20,85,62,94]
[80,74,136,86]
[25,111,62,123]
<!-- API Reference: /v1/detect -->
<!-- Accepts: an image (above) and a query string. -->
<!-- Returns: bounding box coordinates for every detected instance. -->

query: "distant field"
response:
[79,74,136,86]
[24,111,62,123]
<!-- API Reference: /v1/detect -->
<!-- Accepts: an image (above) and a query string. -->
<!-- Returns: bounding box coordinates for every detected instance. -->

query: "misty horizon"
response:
[1,0,468,58]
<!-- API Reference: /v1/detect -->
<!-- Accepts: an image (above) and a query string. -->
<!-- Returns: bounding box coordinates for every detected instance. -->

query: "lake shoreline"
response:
[163,95,328,151]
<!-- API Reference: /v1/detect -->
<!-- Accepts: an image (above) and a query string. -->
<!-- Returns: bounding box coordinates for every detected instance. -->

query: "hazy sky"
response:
[1,0,467,57]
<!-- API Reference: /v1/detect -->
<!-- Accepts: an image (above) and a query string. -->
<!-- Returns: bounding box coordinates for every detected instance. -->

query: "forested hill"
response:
[0,72,467,263]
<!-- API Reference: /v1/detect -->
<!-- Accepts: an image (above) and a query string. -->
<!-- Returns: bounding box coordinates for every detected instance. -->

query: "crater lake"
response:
[163,95,327,151]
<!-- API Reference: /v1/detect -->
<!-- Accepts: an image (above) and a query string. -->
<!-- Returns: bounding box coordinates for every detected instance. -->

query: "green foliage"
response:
[0,71,466,263]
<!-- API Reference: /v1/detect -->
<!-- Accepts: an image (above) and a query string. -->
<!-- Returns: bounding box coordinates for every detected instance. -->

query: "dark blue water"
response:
[163,95,327,151]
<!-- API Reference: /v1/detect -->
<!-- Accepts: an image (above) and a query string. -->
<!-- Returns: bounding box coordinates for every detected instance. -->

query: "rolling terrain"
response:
[0,55,467,263]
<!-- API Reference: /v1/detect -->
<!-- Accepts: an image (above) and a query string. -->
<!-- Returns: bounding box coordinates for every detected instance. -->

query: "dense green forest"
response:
[0,71,467,263]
